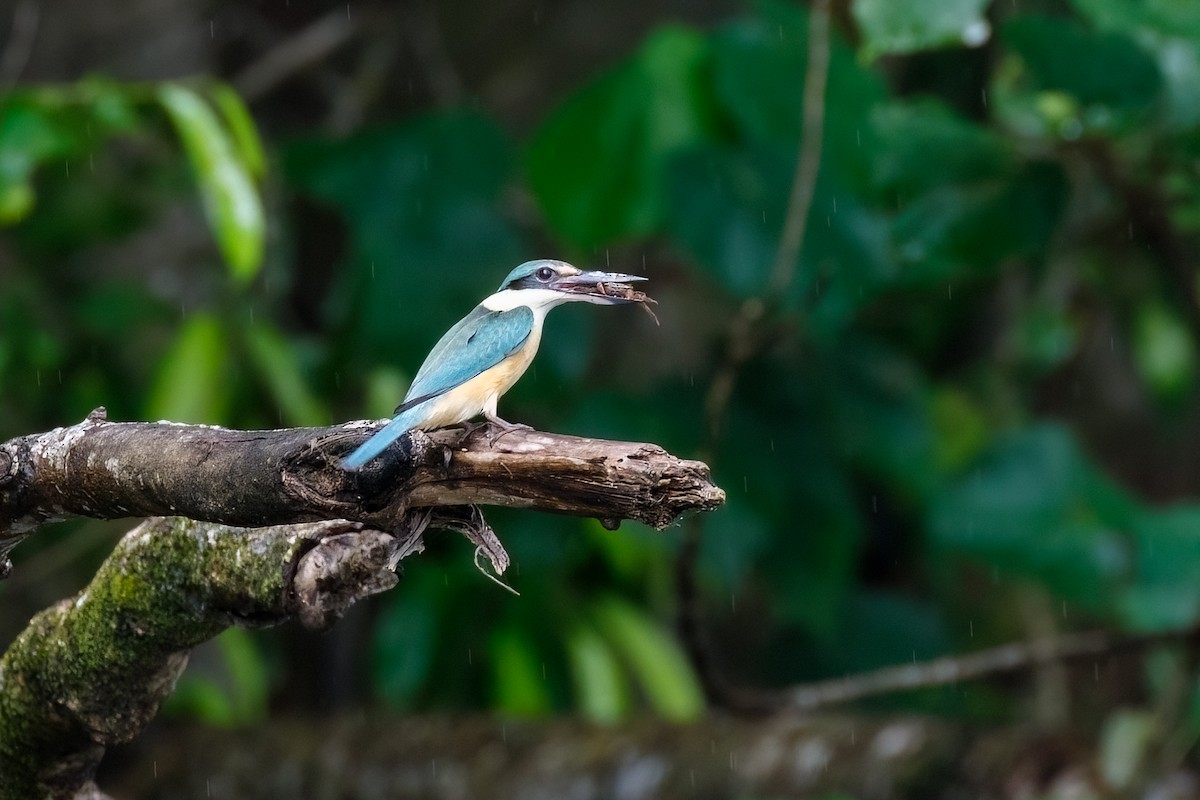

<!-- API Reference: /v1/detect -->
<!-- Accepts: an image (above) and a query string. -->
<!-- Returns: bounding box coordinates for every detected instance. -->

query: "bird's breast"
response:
[411,326,542,429]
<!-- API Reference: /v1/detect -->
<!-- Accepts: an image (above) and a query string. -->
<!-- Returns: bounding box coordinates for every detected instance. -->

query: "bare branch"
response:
[0,401,723,794]
[0,409,724,575]
[0,0,39,91]
[781,626,1200,713]
[767,0,831,299]
[685,0,833,711]
[232,7,360,101]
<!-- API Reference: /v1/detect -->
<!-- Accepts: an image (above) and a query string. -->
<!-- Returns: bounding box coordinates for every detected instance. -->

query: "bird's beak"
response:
[553,270,648,304]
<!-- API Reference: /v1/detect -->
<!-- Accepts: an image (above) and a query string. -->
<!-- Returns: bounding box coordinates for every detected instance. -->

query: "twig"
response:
[326,8,404,133]
[680,0,833,711]
[702,0,831,440]
[767,0,831,299]
[405,0,465,106]
[782,626,1200,712]
[0,0,38,92]
[232,7,361,102]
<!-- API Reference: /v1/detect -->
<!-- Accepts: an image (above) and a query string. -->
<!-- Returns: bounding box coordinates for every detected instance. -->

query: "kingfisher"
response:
[341,259,647,470]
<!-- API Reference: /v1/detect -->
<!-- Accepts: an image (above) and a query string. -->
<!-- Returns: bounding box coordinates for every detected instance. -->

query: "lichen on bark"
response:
[0,516,397,800]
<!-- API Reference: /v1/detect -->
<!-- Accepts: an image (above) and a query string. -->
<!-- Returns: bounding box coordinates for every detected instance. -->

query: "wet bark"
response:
[0,412,723,798]
[0,517,399,800]
[0,408,726,575]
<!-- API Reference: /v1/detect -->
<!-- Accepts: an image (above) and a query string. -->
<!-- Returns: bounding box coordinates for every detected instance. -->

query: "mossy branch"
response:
[0,410,723,797]
[0,517,399,800]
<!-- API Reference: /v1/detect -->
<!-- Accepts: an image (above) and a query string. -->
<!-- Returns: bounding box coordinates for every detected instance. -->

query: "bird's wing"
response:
[396,304,535,413]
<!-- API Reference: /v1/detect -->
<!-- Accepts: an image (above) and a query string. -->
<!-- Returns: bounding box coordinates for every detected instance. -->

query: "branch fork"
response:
[0,409,723,797]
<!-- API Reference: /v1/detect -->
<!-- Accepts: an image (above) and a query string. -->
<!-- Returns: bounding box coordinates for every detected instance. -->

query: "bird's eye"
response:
[534,266,555,282]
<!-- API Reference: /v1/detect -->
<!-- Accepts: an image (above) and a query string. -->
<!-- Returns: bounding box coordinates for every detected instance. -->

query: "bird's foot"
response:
[446,420,491,448]
[482,413,532,446]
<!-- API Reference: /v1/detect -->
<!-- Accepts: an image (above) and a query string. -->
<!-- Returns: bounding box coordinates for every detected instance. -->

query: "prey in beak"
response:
[554,271,659,323]
[552,270,650,305]
[496,260,660,323]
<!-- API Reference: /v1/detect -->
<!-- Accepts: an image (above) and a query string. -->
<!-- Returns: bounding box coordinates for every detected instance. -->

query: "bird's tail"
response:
[341,406,424,470]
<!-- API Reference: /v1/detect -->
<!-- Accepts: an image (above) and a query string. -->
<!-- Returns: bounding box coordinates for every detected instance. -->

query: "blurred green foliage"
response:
[6,0,1200,739]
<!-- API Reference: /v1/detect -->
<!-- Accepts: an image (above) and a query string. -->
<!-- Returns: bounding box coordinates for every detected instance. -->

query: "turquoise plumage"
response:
[341,305,534,469]
[341,259,646,470]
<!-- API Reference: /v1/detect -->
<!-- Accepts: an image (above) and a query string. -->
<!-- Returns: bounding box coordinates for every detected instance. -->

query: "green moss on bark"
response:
[0,517,310,799]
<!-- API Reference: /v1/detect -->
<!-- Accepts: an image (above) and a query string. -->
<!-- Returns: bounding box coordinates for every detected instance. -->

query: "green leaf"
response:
[566,621,630,723]
[74,75,141,133]
[1133,301,1196,403]
[698,500,772,587]
[284,112,523,365]
[1002,16,1161,111]
[1072,1,1200,128]
[161,629,268,726]
[0,181,34,224]
[585,518,666,584]
[157,83,265,283]
[830,337,936,498]
[929,425,1137,611]
[0,99,76,224]
[1099,709,1156,790]
[489,626,552,716]
[715,369,865,636]
[890,161,1067,283]
[1069,0,1200,127]
[665,144,893,315]
[161,675,238,726]
[145,313,231,424]
[215,627,269,724]
[930,387,990,473]
[373,581,440,709]
[853,0,992,59]
[208,83,267,178]
[834,592,950,674]
[871,101,1013,197]
[665,145,787,296]
[526,25,716,249]
[243,323,328,426]
[1070,0,1200,40]
[592,596,704,721]
[711,0,886,188]
[363,366,411,420]
[1119,505,1200,630]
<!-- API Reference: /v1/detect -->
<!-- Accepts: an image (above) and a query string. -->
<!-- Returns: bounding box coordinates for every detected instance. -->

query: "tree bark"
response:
[0,517,400,800]
[0,411,724,797]
[0,408,726,575]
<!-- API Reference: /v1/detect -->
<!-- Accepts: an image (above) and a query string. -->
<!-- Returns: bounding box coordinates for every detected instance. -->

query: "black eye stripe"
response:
[505,265,568,290]
[509,275,547,290]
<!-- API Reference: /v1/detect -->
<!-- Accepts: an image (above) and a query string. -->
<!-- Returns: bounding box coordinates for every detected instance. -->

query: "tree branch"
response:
[0,516,400,800]
[232,6,361,101]
[748,625,1200,715]
[0,408,725,576]
[0,406,721,796]
[684,0,832,712]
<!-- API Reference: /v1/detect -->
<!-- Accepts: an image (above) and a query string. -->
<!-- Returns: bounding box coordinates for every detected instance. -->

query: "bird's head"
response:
[485,259,648,312]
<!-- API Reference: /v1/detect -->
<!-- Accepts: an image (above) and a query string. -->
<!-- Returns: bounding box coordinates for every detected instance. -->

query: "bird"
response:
[341,259,647,470]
